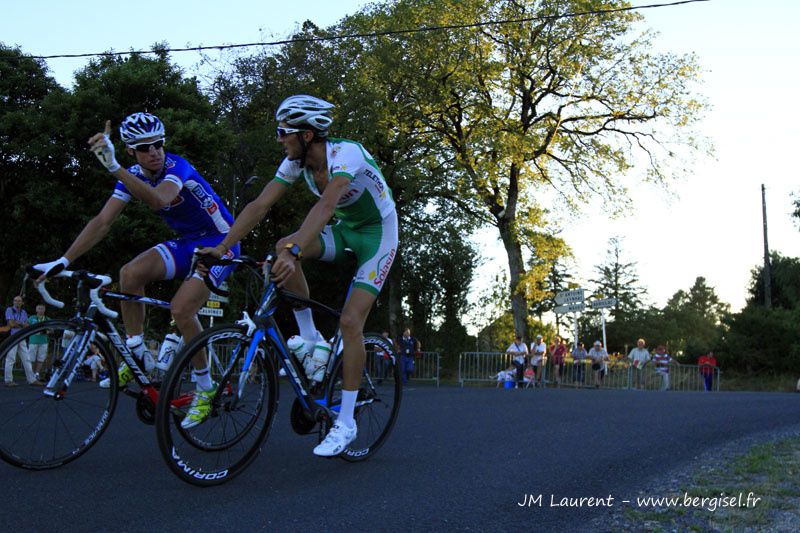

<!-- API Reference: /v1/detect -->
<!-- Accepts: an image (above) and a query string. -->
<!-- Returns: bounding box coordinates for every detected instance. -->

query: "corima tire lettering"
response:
[171,447,229,480]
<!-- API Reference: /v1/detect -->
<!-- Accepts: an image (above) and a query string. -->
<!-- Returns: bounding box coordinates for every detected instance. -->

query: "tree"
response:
[661,276,729,359]
[746,252,800,310]
[332,0,706,338]
[0,45,72,303]
[589,236,647,319]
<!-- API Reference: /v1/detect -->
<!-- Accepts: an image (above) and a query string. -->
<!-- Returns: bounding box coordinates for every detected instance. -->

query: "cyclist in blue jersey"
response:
[198,95,399,456]
[33,113,240,424]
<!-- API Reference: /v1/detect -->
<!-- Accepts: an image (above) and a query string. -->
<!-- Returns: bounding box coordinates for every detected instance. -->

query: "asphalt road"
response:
[3,385,800,531]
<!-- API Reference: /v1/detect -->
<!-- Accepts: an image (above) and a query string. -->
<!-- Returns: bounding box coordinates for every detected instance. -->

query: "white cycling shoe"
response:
[313,421,357,457]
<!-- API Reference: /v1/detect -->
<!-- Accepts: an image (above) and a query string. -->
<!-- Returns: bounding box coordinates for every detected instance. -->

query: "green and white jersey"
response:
[274,138,395,229]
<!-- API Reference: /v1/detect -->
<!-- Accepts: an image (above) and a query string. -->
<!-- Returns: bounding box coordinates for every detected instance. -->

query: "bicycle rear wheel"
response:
[155,324,278,486]
[325,333,402,462]
[0,320,117,469]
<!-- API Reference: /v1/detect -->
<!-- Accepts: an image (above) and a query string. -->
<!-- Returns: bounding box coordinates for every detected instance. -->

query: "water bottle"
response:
[156,333,182,371]
[304,339,332,383]
[287,335,310,361]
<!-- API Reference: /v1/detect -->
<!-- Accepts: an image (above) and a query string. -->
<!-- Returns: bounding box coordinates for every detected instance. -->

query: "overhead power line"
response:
[20,0,709,61]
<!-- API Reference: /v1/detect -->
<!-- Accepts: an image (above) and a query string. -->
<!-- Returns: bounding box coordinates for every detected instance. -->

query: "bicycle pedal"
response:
[122,387,139,399]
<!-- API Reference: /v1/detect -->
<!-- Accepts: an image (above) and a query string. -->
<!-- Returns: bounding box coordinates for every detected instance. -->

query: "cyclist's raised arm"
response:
[204,179,289,258]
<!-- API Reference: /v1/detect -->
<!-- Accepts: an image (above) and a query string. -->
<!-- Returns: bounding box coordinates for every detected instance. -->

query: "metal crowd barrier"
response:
[381,351,440,387]
[458,352,721,391]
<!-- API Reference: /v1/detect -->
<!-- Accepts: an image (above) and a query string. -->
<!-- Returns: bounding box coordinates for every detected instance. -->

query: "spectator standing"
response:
[652,345,673,391]
[376,330,394,384]
[628,338,651,389]
[698,350,717,391]
[571,342,588,387]
[4,296,42,386]
[398,328,420,385]
[548,336,567,385]
[529,334,547,387]
[506,334,528,389]
[27,304,50,381]
[588,340,609,389]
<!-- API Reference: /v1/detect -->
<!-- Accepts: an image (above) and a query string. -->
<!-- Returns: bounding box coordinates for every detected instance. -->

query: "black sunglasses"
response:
[131,139,164,152]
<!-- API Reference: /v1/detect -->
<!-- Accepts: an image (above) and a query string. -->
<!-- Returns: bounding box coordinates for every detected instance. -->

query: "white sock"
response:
[194,366,213,391]
[293,308,317,340]
[338,389,358,429]
[126,334,146,360]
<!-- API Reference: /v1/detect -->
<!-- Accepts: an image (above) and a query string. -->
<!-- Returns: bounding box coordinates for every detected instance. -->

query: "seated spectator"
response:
[84,343,106,382]
[523,364,535,385]
[493,365,516,388]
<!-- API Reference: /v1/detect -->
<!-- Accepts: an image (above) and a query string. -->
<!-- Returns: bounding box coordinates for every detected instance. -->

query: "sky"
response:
[3,0,799,332]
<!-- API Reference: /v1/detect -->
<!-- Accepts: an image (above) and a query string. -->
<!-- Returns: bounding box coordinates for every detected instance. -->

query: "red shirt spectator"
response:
[698,352,717,376]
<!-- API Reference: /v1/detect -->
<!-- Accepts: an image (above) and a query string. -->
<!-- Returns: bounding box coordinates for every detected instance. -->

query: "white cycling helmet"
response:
[119,112,165,145]
[275,95,334,135]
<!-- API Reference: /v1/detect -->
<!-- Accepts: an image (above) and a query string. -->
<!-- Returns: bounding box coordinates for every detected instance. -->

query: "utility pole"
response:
[762,184,772,308]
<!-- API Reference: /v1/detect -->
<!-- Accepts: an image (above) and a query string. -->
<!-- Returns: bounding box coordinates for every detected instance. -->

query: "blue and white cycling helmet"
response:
[119,112,165,145]
[275,95,334,136]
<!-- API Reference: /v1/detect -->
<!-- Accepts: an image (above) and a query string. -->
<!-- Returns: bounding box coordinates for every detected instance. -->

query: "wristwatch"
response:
[284,242,303,260]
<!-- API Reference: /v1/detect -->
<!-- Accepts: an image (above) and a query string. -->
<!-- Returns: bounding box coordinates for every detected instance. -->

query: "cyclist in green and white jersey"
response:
[199,95,398,456]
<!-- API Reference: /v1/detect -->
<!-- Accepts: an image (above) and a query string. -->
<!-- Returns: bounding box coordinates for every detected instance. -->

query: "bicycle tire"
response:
[155,323,278,487]
[325,332,402,462]
[0,319,118,469]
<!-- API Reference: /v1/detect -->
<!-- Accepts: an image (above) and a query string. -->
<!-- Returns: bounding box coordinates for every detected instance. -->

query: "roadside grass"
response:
[720,372,799,393]
[620,438,800,531]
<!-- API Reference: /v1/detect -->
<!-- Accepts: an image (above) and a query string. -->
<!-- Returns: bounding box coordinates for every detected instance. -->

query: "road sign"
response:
[590,297,618,310]
[553,302,585,314]
[555,288,585,305]
[198,307,223,317]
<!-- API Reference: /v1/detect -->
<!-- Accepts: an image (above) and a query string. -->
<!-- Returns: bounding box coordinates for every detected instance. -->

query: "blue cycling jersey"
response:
[112,153,233,238]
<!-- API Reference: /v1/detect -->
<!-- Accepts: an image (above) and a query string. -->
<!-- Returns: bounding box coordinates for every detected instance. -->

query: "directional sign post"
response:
[555,288,585,305]
[553,294,585,351]
[590,297,617,310]
[589,298,617,351]
[553,303,585,315]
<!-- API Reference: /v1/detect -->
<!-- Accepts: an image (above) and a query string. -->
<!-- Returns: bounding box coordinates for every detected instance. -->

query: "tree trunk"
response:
[497,216,528,340]
[387,251,403,342]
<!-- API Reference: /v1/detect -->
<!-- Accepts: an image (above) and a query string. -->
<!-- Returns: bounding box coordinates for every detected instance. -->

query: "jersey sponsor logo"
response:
[187,181,215,209]
[364,168,386,196]
[165,156,177,170]
[369,248,396,287]
[162,194,185,211]
[339,187,360,202]
[166,240,178,249]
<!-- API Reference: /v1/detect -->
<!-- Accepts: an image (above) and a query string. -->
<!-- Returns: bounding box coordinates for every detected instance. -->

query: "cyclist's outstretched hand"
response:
[88,120,121,172]
[271,249,296,287]
[32,256,70,282]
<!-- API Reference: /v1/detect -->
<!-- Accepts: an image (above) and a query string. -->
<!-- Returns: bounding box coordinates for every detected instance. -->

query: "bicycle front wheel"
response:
[155,324,278,486]
[0,320,118,469]
[325,333,402,462]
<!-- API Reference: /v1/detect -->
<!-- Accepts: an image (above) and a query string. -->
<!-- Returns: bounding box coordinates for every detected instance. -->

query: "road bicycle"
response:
[0,267,197,469]
[155,254,402,486]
